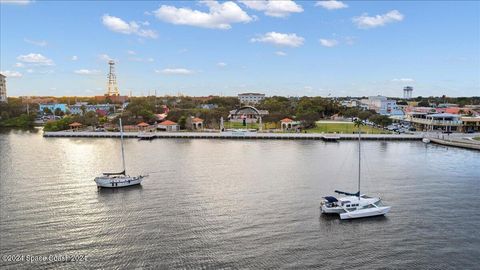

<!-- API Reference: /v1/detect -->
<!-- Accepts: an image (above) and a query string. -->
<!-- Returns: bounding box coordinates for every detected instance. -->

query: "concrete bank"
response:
[430,138,480,151]
[43,131,422,141]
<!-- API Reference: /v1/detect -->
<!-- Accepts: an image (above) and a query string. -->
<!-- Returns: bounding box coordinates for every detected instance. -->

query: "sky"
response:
[0,0,479,97]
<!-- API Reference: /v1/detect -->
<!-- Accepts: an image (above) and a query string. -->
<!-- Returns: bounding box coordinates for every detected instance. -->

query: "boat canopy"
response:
[103,170,126,176]
[324,196,338,203]
[335,190,360,197]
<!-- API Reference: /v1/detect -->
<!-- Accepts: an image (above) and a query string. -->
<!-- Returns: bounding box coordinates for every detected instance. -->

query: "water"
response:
[1,129,479,269]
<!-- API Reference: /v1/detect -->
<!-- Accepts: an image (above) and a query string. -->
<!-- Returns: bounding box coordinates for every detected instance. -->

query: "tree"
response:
[179,116,187,129]
[80,105,87,116]
[418,100,430,107]
[54,108,64,116]
[358,111,372,121]
[43,107,52,114]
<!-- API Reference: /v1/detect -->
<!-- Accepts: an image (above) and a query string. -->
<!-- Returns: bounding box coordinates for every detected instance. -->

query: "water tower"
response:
[403,86,413,99]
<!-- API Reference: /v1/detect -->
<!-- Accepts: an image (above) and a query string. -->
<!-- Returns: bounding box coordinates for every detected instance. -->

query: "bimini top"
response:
[324,196,338,203]
[335,190,360,197]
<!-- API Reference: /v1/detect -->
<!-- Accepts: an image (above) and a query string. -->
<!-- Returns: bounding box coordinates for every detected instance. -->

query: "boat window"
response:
[346,204,351,207]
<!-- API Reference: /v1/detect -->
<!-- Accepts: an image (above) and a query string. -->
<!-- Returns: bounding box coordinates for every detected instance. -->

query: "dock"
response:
[43,131,422,141]
[429,138,480,151]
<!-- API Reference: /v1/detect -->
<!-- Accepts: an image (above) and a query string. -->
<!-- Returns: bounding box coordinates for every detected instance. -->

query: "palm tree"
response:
[354,118,363,134]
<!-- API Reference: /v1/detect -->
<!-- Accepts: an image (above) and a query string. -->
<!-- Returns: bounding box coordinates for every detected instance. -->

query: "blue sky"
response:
[1,0,479,97]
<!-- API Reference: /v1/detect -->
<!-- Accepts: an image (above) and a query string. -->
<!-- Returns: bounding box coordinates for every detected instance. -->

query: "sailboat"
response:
[320,121,391,219]
[94,118,147,188]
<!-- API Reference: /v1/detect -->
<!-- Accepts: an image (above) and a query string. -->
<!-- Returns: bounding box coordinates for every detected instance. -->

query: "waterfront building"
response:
[39,103,68,113]
[187,117,204,130]
[460,116,480,132]
[157,120,179,132]
[406,112,462,132]
[198,104,218,110]
[0,73,7,103]
[361,96,403,116]
[238,93,265,105]
[280,118,301,131]
[68,103,114,115]
[228,106,269,123]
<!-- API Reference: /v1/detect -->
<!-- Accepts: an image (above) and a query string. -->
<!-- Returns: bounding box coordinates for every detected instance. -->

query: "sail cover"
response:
[324,196,338,203]
[103,170,126,176]
[335,190,360,197]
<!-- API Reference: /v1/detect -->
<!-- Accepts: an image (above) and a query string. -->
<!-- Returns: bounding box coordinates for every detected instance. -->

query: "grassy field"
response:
[224,122,260,129]
[307,122,390,134]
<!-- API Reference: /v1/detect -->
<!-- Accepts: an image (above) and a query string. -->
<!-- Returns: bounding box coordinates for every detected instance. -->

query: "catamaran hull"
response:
[340,206,391,220]
[94,177,143,188]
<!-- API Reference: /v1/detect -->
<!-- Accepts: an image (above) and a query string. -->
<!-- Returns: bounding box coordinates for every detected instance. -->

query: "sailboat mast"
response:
[119,118,126,175]
[358,124,361,199]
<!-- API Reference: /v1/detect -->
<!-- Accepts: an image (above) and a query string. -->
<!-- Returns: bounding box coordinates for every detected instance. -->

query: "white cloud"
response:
[353,10,404,29]
[315,1,348,10]
[392,78,414,82]
[147,58,155,62]
[319,38,338,47]
[0,70,23,78]
[24,38,47,47]
[16,53,54,66]
[155,68,194,75]
[99,54,113,62]
[275,51,287,56]
[74,69,101,75]
[71,56,78,61]
[102,14,158,38]
[127,50,136,55]
[154,1,253,30]
[26,69,34,73]
[0,0,32,5]
[14,62,25,67]
[217,62,227,67]
[251,32,304,47]
[239,0,303,18]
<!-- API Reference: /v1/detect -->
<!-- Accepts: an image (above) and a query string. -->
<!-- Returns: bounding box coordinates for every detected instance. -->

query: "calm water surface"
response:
[0,129,479,269]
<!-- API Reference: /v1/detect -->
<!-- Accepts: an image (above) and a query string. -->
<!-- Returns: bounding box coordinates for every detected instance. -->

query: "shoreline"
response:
[43,131,422,141]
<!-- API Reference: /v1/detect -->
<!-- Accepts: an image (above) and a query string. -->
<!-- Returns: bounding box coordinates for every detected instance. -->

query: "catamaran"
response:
[94,118,147,188]
[320,122,391,219]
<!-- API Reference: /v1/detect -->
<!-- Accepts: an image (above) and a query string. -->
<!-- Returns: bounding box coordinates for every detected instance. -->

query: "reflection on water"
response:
[1,131,479,269]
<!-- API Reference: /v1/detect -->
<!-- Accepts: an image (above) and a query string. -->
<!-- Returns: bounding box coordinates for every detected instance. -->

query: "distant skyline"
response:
[1,0,479,97]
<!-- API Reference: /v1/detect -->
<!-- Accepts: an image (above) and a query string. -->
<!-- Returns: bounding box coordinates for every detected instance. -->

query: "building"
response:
[280,118,301,131]
[0,73,7,103]
[238,93,265,105]
[157,120,179,132]
[187,117,204,130]
[228,106,269,123]
[406,112,462,132]
[68,103,114,115]
[361,96,404,116]
[39,103,68,113]
[403,86,413,99]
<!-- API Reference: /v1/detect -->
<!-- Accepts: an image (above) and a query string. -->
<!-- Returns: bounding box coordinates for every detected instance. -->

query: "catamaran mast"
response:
[119,118,126,175]
[358,124,361,199]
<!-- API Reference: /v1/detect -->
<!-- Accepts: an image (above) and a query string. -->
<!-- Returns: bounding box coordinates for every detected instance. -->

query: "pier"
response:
[43,131,422,141]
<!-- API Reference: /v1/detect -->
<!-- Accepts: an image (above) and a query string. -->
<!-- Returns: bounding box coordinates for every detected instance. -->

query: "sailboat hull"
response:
[340,206,391,220]
[94,176,143,188]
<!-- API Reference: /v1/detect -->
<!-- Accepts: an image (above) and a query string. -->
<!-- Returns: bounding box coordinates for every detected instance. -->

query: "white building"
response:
[238,93,265,105]
[0,73,7,103]
[361,96,403,116]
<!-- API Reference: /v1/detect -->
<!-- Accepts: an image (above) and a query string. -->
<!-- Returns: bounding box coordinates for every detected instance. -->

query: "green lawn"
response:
[307,122,391,134]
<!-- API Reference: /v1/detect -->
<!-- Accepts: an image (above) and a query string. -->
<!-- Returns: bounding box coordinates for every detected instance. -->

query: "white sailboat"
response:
[94,118,147,188]
[320,121,391,219]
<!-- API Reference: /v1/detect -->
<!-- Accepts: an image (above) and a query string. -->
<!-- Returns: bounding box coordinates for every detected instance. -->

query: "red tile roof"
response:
[69,122,82,127]
[192,117,204,123]
[137,122,149,127]
[160,120,177,126]
[280,118,293,122]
